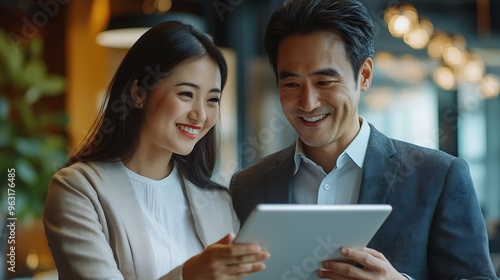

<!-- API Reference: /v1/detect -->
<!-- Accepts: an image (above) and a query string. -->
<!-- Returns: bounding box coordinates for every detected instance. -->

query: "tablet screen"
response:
[234,204,392,280]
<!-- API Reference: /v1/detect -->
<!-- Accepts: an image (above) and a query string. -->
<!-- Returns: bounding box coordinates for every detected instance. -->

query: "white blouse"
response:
[125,165,204,278]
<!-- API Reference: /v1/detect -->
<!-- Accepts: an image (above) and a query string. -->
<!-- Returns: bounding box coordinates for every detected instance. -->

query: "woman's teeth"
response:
[177,125,200,135]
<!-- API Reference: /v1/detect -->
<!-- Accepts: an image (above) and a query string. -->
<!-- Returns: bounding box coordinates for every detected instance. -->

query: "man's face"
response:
[276,32,372,152]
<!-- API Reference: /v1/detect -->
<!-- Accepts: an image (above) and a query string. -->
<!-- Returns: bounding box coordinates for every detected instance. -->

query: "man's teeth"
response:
[177,125,200,135]
[302,114,327,122]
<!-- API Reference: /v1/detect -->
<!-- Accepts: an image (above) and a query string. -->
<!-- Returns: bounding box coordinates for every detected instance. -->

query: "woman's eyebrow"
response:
[175,82,221,93]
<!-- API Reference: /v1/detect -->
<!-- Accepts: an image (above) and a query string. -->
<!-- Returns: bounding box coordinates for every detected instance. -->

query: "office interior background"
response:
[0,0,499,278]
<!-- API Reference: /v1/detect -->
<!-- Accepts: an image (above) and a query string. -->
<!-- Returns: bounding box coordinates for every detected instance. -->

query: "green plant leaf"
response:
[36,74,66,96]
[0,70,6,86]
[21,58,47,88]
[0,149,17,174]
[0,29,68,220]
[0,121,13,147]
[14,99,36,133]
[29,36,43,58]
[39,111,67,128]
[15,137,42,157]
[0,95,9,120]
[15,157,37,185]
[41,148,67,175]
[0,29,24,85]
[25,86,42,104]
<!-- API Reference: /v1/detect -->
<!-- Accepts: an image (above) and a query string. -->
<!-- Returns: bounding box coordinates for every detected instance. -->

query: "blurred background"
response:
[0,0,499,278]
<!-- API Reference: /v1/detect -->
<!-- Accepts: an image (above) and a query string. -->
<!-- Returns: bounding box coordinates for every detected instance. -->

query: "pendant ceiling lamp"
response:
[96,12,206,49]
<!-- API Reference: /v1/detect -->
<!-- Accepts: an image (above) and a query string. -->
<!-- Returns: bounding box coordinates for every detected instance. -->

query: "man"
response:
[230,0,497,279]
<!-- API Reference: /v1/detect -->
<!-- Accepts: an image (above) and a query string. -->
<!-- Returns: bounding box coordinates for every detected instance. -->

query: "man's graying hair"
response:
[264,0,375,82]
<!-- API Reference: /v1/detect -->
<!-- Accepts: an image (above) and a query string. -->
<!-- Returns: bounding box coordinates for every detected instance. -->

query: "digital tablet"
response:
[234,204,392,280]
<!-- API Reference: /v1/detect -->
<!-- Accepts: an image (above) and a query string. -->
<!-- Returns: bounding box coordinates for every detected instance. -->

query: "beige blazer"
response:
[43,161,240,280]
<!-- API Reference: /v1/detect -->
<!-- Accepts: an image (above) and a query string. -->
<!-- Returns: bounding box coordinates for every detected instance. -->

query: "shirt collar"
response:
[344,116,370,168]
[293,116,371,174]
[293,140,307,174]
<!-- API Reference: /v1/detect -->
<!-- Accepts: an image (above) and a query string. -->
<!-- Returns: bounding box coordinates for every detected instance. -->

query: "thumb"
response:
[215,232,235,245]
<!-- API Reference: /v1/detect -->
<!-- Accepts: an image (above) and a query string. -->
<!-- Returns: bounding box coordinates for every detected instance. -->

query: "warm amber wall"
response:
[66,0,110,151]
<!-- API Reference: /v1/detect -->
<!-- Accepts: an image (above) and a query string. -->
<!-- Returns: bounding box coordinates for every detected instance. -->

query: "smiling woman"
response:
[125,56,222,179]
[42,21,269,280]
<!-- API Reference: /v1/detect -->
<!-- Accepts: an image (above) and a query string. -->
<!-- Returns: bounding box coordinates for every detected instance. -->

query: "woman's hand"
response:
[182,233,270,280]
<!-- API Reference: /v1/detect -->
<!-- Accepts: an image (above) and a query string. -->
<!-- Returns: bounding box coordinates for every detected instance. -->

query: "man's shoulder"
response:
[235,145,294,177]
[389,137,456,163]
[369,124,457,163]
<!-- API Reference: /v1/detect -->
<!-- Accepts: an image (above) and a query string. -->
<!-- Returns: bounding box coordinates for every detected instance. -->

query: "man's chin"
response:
[298,136,328,148]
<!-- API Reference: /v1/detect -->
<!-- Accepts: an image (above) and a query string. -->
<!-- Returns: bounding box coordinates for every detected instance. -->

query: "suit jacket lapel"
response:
[272,129,399,205]
[358,125,400,204]
[89,161,156,280]
[265,145,295,203]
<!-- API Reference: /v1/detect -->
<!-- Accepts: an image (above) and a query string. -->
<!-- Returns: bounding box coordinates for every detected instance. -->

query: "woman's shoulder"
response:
[52,160,125,186]
[54,161,93,180]
[57,160,122,175]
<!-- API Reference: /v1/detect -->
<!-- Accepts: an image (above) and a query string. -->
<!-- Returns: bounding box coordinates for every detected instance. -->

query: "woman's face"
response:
[137,56,222,158]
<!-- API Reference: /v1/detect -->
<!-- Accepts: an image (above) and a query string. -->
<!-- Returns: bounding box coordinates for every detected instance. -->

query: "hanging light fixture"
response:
[433,66,456,91]
[403,17,433,50]
[96,0,206,49]
[479,74,500,99]
[383,2,496,98]
[386,4,420,38]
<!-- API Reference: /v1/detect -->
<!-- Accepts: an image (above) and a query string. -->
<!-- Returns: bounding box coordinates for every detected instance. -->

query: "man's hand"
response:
[317,247,407,280]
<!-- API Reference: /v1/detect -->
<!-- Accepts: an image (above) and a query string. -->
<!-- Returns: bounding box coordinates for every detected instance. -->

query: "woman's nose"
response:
[188,102,207,123]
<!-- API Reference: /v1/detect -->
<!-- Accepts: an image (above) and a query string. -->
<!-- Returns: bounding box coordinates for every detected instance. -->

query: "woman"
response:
[43,21,269,280]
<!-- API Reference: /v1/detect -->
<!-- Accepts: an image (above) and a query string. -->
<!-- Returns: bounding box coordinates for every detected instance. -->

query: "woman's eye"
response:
[208,97,220,103]
[179,92,193,98]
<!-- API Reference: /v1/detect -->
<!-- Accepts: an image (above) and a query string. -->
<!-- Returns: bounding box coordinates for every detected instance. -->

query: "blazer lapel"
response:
[90,161,156,280]
[184,178,235,248]
[358,125,400,204]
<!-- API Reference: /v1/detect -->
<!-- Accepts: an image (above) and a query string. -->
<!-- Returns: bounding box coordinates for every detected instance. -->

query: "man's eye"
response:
[317,81,334,86]
[283,82,299,88]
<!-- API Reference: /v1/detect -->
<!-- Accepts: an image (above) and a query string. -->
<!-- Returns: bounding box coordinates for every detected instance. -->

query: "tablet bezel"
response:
[234,204,392,280]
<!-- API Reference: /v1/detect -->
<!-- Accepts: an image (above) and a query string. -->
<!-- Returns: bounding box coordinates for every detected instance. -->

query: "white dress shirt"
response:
[292,116,371,205]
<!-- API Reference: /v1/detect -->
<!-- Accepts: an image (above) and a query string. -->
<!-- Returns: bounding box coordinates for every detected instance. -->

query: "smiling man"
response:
[230,0,497,279]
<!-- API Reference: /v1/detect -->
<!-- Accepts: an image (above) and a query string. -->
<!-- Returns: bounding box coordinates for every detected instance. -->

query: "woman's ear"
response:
[130,79,147,109]
[359,58,373,92]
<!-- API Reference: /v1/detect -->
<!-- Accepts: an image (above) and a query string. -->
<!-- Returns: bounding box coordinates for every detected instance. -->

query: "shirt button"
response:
[324,184,330,190]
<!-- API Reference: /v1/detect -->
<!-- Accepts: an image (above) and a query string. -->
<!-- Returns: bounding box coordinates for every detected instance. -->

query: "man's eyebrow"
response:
[278,68,341,80]
[312,68,341,77]
[175,82,221,93]
[278,71,299,80]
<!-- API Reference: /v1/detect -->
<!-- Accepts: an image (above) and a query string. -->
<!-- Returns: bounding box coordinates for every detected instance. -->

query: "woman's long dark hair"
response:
[68,21,228,189]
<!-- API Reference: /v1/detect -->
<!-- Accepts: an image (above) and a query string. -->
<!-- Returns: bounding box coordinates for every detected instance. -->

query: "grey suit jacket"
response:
[44,161,239,280]
[230,124,496,279]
